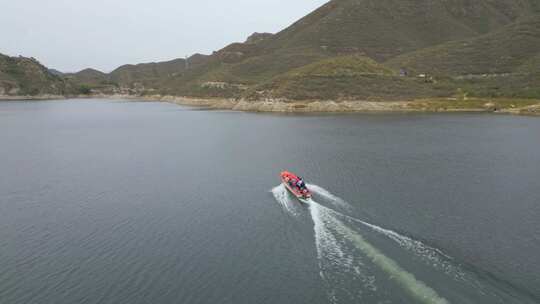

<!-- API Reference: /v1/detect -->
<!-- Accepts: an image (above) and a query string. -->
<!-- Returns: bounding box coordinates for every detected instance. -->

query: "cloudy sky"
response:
[0,0,328,72]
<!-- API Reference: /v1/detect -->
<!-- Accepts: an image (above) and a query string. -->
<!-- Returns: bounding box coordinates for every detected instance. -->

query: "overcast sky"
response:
[0,0,328,72]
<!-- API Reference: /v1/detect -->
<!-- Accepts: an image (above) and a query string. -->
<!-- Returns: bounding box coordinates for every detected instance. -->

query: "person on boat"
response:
[290,178,297,187]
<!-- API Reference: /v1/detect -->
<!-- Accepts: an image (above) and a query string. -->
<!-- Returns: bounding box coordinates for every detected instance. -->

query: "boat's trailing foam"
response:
[307,184,352,211]
[311,202,449,304]
[309,184,465,281]
[272,183,449,303]
[271,184,301,217]
[271,183,537,304]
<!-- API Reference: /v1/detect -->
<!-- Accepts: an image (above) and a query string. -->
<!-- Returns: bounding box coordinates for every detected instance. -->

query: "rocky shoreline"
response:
[0,94,66,101]
[117,94,540,116]
[2,94,539,116]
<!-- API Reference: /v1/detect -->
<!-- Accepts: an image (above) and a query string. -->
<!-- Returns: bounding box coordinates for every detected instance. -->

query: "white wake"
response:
[270,182,539,304]
[272,183,453,303]
[308,184,464,281]
[311,202,449,304]
[271,184,301,216]
[307,184,352,211]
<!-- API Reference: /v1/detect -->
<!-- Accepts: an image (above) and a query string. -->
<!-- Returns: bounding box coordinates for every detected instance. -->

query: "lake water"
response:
[1,99,539,304]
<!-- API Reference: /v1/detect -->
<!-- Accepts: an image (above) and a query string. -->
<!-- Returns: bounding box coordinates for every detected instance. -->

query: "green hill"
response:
[247,55,454,100]
[66,54,211,94]
[108,54,211,86]
[387,15,540,76]
[6,0,540,102]
[154,0,538,98]
[0,53,69,96]
[110,58,186,85]
[284,55,395,77]
[259,0,534,60]
[68,68,108,84]
[386,15,540,98]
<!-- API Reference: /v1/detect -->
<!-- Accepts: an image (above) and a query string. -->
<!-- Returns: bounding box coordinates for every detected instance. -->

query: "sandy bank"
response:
[128,95,540,116]
[0,95,66,101]
[2,94,539,116]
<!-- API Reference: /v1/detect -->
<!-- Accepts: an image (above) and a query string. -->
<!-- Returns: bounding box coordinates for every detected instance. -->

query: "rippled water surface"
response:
[1,99,539,304]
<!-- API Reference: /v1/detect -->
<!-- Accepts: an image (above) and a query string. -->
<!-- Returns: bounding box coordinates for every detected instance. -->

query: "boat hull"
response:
[280,171,312,201]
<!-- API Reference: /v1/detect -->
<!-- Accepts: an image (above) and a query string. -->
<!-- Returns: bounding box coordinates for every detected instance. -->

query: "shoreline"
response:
[0,95,67,101]
[2,94,539,116]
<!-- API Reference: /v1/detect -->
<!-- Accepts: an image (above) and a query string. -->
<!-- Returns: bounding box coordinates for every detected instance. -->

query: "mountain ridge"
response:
[0,53,70,96]
[2,0,540,102]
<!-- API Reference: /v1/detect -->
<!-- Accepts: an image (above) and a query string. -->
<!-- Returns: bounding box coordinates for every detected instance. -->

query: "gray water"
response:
[1,99,539,304]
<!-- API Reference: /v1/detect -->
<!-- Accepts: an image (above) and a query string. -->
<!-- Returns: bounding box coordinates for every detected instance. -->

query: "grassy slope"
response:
[110,58,188,85]
[154,0,535,97]
[387,15,540,76]
[386,15,540,98]
[261,0,530,60]
[30,0,540,102]
[68,54,211,89]
[0,53,69,96]
[248,55,455,101]
[67,68,109,84]
[246,12,540,101]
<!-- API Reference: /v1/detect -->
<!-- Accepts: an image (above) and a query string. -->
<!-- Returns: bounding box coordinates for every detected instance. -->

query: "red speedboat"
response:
[280,171,312,201]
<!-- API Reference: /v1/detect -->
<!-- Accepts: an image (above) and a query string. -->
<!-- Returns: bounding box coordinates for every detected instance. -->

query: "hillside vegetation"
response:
[6,0,540,102]
[245,55,441,100]
[0,54,69,96]
[153,0,540,100]
[387,15,540,76]
[259,0,533,59]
